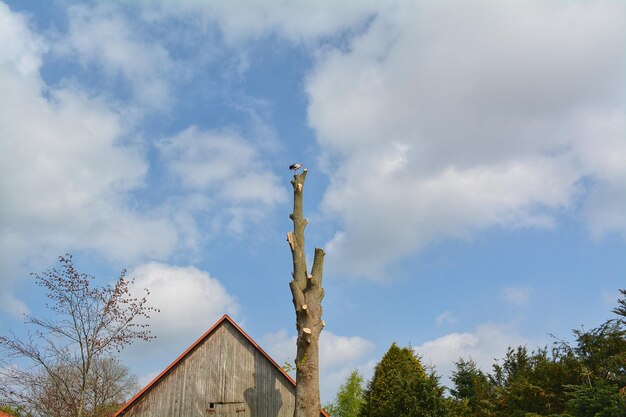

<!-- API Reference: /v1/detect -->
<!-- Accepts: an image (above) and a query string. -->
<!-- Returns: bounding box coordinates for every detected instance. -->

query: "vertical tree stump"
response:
[287,168,325,417]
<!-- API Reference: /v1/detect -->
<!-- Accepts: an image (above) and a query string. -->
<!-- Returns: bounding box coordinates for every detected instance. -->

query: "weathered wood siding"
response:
[121,321,295,417]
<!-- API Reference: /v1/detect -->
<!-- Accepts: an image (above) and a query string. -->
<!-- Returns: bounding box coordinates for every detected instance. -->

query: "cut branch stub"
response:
[287,232,295,251]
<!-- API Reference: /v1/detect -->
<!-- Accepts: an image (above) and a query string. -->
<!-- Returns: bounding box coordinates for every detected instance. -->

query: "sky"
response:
[1,0,625,403]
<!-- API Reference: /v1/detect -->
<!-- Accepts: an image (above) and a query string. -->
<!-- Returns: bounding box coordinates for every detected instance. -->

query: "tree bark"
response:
[288,169,325,417]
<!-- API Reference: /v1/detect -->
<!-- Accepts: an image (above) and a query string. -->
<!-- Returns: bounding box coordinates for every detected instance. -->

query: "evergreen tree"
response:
[450,358,495,416]
[562,319,626,417]
[490,346,576,416]
[444,289,626,416]
[565,380,626,417]
[360,343,448,417]
[487,290,626,417]
[325,370,365,417]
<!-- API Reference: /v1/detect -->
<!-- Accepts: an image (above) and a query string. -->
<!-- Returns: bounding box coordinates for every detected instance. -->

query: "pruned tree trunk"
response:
[287,168,325,417]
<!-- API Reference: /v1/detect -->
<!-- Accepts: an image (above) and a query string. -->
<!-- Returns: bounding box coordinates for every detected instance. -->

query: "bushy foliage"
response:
[325,370,365,417]
[328,289,626,417]
[446,289,626,417]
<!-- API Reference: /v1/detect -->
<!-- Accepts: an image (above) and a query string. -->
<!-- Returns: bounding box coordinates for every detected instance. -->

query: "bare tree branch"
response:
[0,254,154,417]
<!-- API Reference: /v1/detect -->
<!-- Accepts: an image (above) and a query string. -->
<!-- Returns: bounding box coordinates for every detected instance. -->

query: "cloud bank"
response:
[0,3,287,312]
[305,0,626,278]
[0,3,177,289]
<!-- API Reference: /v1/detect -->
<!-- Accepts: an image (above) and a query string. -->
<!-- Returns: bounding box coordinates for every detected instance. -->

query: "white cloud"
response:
[502,287,532,306]
[576,110,626,237]
[320,332,374,369]
[158,126,287,234]
[324,156,580,278]
[61,4,175,109]
[140,0,378,45]
[0,294,29,320]
[0,3,46,78]
[414,323,539,386]
[305,0,626,278]
[0,3,178,299]
[436,310,457,326]
[128,262,239,346]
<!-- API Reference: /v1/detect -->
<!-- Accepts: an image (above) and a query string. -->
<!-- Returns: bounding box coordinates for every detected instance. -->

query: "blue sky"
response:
[1,0,625,402]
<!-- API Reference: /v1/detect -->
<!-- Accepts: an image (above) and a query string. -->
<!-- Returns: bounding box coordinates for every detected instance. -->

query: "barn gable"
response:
[115,315,328,417]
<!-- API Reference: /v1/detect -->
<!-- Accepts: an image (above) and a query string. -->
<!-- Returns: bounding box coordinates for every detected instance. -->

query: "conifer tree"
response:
[450,358,495,417]
[360,343,448,417]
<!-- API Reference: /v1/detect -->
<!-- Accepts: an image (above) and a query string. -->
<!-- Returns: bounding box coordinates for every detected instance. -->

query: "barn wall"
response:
[122,321,296,417]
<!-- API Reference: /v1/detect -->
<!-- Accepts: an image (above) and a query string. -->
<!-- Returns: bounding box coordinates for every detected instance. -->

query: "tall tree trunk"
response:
[287,169,325,417]
[77,357,89,417]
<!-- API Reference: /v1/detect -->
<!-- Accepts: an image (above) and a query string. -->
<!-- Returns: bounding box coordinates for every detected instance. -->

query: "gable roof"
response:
[115,314,329,417]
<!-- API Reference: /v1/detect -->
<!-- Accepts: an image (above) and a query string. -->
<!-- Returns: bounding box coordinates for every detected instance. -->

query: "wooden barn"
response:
[114,315,328,417]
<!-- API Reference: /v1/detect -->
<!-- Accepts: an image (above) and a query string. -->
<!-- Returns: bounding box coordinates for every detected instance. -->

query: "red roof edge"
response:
[114,314,330,417]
